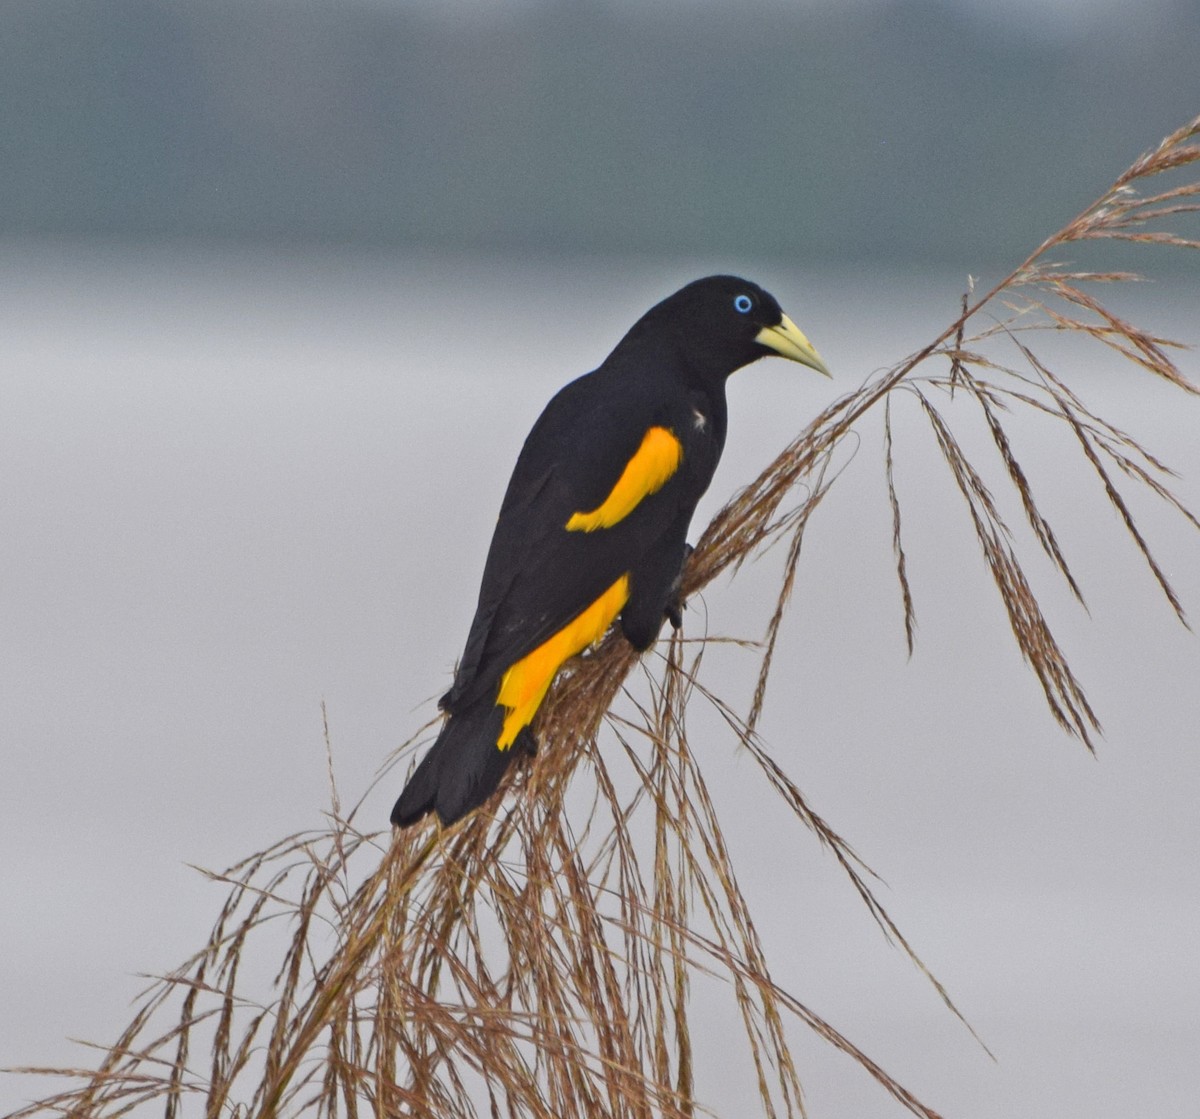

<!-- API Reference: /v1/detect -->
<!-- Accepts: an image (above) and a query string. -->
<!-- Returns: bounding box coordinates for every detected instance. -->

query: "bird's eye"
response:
[733,294,753,314]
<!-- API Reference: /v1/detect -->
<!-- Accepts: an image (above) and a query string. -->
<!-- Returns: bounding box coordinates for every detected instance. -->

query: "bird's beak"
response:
[756,314,832,378]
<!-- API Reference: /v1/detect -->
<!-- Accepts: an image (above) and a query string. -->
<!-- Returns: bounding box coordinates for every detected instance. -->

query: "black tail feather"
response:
[391,702,527,827]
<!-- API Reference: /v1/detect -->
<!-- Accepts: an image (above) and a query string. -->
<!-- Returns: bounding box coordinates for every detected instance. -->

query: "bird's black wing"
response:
[441,369,699,712]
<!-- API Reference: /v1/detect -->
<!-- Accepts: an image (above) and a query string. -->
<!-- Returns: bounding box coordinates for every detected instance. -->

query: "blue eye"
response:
[733,294,753,314]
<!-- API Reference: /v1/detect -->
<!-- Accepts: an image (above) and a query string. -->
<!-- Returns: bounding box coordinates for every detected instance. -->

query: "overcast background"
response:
[3,2,1199,1118]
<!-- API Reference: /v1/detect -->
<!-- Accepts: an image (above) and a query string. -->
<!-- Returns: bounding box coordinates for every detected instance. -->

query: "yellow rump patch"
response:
[565,426,683,532]
[495,574,631,750]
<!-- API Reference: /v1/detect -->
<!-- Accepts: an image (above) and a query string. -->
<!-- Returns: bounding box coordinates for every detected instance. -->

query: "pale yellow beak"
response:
[755,314,831,378]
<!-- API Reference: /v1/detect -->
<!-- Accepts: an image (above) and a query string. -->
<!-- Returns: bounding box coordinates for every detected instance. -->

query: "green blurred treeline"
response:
[3,0,1197,265]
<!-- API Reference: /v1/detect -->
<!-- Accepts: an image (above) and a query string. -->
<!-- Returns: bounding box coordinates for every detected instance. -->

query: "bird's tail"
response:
[391,701,529,828]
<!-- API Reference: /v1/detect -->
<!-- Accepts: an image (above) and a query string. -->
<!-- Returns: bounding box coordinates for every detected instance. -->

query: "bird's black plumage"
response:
[392,276,829,828]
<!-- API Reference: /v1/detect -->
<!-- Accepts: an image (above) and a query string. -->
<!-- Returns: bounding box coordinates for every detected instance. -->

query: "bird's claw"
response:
[663,543,694,631]
[515,726,539,758]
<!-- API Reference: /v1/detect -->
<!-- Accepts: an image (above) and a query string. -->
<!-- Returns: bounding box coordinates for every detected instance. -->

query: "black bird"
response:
[392,276,829,828]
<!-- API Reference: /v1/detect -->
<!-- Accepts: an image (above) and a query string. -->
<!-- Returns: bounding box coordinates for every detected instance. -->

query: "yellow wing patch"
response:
[565,426,683,533]
[495,574,630,750]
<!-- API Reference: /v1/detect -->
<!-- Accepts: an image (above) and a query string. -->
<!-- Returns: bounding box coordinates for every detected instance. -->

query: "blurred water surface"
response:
[2,244,1198,1118]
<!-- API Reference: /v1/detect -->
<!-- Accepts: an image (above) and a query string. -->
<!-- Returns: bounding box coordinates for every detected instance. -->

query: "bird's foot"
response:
[664,543,695,631]
[665,597,685,630]
[515,726,539,758]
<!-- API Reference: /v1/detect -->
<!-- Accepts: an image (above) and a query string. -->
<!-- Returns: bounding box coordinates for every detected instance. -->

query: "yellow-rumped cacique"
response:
[392,275,830,828]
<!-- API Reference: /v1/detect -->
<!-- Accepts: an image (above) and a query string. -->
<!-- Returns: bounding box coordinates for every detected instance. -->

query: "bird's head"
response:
[626,275,831,383]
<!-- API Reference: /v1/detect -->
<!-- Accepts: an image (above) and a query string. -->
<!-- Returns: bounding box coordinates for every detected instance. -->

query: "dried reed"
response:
[8,116,1199,1119]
